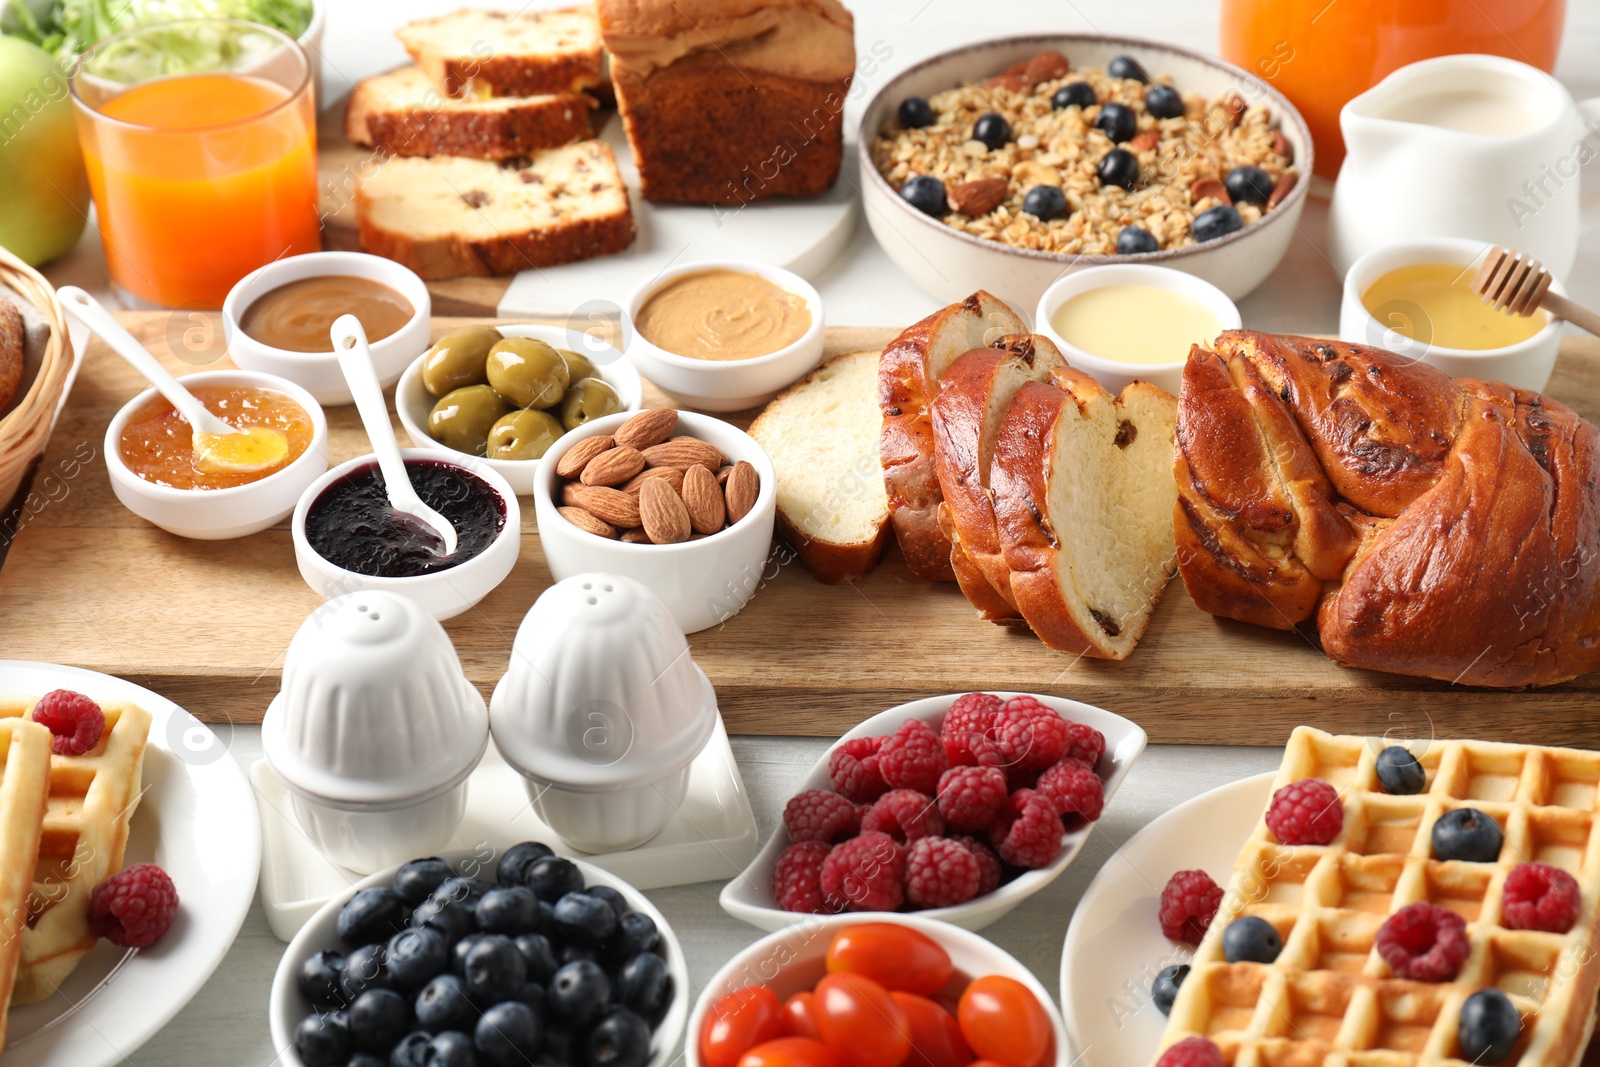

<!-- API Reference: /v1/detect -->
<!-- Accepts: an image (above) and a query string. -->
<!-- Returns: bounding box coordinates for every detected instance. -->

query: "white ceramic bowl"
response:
[270,847,690,1067]
[533,412,778,634]
[859,34,1313,309]
[104,368,330,539]
[1339,236,1566,392]
[719,692,1146,932]
[223,251,432,406]
[685,914,1069,1067]
[396,324,643,495]
[290,448,521,621]
[623,261,826,413]
[1035,264,1241,396]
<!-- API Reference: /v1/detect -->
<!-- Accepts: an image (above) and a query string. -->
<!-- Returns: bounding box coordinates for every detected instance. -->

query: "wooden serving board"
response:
[3,313,1600,747]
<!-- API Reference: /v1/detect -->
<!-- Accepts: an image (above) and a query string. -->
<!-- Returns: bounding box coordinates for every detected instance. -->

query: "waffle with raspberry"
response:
[1155,727,1600,1067]
[0,718,51,1052]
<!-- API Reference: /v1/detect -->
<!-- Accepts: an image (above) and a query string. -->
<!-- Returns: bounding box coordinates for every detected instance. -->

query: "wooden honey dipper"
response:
[1473,247,1600,337]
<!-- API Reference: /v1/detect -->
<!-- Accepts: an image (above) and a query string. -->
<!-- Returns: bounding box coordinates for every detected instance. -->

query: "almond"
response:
[949,178,1008,217]
[560,481,586,507]
[579,445,646,487]
[1128,129,1160,153]
[620,528,652,544]
[621,466,684,497]
[559,506,617,539]
[555,434,615,479]
[1222,93,1246,126]
[1023,50,1070,87]
[981,59,1030,92]
[639,478,691,544]
[724,461,759,524]
[572,485,640,528]
[1270,129,1294,163]
[641,436,725,471]
[613,407,678,450]
[1190,176,1231,207]
[715,464,734,485]
[1267,170,1299,211]
[682,464,726,534]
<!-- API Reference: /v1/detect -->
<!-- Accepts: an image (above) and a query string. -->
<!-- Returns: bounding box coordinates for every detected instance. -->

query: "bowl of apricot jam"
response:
[105,370,330,539]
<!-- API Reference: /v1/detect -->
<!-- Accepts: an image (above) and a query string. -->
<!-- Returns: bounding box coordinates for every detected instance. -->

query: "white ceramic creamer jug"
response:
[1329,54,1600,277]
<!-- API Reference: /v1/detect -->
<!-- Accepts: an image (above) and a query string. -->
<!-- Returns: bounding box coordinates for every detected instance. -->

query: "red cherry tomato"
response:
[957,977,1051,1067]
[814,972,913,1067]
[825,923,956,996]
[785,992,823,1040]
[891,992,973,1067]
[701,985,788,1067]
[738,1037,844,1067]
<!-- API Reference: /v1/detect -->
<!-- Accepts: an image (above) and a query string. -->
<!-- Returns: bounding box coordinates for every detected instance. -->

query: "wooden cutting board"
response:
[3,313,1600,747]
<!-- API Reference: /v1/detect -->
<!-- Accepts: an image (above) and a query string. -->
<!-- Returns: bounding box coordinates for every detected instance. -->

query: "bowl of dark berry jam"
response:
[291,449,520,620]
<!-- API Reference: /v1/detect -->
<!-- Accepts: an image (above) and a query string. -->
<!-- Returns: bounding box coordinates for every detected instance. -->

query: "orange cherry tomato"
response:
[957,977,1051,1067]
[738,1037,844,1067]
[891,992,973,1067]
[825,923,956,996]
[785,992,823,1040]
[814,973,913,1067]
[701,986,788,1067]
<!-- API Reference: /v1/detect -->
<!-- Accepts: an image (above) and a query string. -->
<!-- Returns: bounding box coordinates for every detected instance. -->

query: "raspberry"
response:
[936,765,1008,832]
[905,836,981,909]
[1265,778,1344,846]
[987,788,1062,869]
[955,836,1003,896]
[88,863,178,948]
[1159,869,1223,944]
[829,737,888,803]
[862,789,944,843]
[1037,758,1104,823]
[772,841,836,914]
[820,832,905,912]
[783,790,861,844]
[1501,862,1581,933]
[940,692,1001,766]
[878,719,949,794]
[1376,902,1470,982]
[991,696,1069,774]
[1065,721,1106,768]
[1155,1036,1224,1067]
[31,689,105,757]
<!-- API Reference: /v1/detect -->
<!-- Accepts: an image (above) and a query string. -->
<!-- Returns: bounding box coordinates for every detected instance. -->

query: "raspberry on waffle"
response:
[0,718,51,1054]
[1154,727,1600,1067]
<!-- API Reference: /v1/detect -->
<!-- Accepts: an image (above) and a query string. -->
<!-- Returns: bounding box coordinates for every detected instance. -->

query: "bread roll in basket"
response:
[0,246,76,515]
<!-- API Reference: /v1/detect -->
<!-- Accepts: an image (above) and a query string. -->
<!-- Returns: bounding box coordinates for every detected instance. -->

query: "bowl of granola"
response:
[860,35,1312,309]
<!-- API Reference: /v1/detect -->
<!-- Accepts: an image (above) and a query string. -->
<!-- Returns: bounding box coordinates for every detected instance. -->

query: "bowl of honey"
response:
[105,369,330,539]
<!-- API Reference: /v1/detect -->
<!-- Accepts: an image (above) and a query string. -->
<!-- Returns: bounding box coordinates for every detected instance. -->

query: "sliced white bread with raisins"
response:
[750,349,890,583]
[878,291,1022,582]
[346,66,593,160]
[396,6,606,99]
[991,372,1179,659]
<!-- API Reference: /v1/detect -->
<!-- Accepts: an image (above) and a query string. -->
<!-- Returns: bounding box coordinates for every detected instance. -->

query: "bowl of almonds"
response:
[532,407,778,633]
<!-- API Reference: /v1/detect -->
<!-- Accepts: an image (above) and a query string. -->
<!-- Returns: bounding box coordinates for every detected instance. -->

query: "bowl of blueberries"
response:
[270,842,688,1067]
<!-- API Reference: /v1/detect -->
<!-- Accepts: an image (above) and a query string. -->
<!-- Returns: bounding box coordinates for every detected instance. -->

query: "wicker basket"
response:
[0,246,75,511]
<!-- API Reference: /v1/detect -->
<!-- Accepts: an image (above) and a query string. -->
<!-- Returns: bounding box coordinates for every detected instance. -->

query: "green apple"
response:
[0,36,89,266]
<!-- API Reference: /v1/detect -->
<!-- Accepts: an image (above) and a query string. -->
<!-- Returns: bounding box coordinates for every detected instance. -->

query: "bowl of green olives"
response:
[396,324,643,494]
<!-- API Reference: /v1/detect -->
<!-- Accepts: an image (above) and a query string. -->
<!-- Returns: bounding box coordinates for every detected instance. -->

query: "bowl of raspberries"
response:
[719,692,1146,932]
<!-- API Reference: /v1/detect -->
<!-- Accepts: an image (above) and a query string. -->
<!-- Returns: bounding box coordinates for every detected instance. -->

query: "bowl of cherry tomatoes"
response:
[688,918,1065,1067]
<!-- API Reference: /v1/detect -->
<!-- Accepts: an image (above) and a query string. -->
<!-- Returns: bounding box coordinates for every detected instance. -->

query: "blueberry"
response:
[561,944,601,967]
[347,1054,386,1067]
[1052,81,1096,110]
[297,950,347,1011]
[616,952,673,1025]
[1433,807,1504,863]
[1022,185,1067,221]
[1145,85,1183,120]
[477,886,540,937]
[463,935,528,1006]
[607,912,661,963]
[542,1026,576,1066]
[515,982,547,1015]
[498,842,555,887]
[553,893,619,947]
[394,858,453,906]
[339,887,408,949]
[434,877,491,909]
[475,1001,544,1066]
[516,933,559,985]
[1094,102,1137,144]
[586,886,630,920]
[1152,964,1188,1016]
[453,934,488,976]
[899,175,948,217]
[293,1011,351,1067]
[390,1031,434,1067]
[412,896,476,945]
[1224,165,1275,205]
[972,111,1011,150]
[1097,148,1140,191]
[547,960,611,1027]
[1191,204,1243,242]
[348,988,410,1053]
[340,943,393,1001]
[1116,226,1159,254]
[387,927,450,990]
[525,858,585,904]
[1222,916,1282,964]
[416,973,477,1032]
[898,96,935,129]
[428,1030,479,1067]
[1375,746,1426,795]
[1458,988,1520,1064]
[1108,55,1149,82]
[585,1009,651,1067]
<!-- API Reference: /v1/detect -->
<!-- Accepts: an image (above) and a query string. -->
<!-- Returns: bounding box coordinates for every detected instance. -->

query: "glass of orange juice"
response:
[70,18,321,310]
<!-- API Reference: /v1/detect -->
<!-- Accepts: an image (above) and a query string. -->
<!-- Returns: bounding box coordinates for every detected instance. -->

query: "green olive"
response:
[486,409,565,461]
[560,377,624,431]
[427,385,510,456]
[486,337,569,408]
[421,326,503,397]
[556,348,598,384]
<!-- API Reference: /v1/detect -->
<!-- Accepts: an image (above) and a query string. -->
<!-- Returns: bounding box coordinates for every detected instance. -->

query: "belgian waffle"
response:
[0,696,151,1007]
[0,718,50,1053]
[1155,727,1600,1066]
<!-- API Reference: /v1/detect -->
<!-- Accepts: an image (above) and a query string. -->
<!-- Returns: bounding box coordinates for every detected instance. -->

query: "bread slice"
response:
[397,6,605,99]
[355,142,635,279]
[750,349,891,583]
[879,291,1023,581]
[345,66,592,160]
[990,374,1179,659]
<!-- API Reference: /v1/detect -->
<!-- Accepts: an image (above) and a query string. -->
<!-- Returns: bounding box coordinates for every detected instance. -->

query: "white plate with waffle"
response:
[0,661,259,1067]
